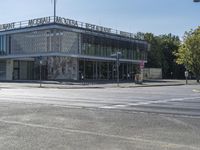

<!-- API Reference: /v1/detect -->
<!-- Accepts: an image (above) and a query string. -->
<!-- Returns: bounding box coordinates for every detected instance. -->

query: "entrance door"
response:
[13,69,19,80]
[13,60,35,80]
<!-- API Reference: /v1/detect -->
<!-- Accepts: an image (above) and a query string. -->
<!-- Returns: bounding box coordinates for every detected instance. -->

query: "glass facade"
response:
[13,60,38,80]
[79,60,138,80]
[2,29,148,61]
[0,35,6,55]
[0,24,149,81]
[81,34,148,60]
[0,60,6,80]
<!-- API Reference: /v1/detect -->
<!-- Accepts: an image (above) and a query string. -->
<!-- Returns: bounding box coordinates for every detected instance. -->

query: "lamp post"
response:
[52,0,57,22]
[111,51,122,87]
[39,56,43,88]
[54,0,56,22]
[194,0,200,2]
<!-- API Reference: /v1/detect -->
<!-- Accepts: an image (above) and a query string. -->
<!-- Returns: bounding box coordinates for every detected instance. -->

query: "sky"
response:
[0,0,200,38]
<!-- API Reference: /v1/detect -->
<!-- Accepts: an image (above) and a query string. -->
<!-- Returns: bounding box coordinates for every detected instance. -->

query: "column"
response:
[6,59,13,80]
[107,62,109,80]
[96,61,98,80]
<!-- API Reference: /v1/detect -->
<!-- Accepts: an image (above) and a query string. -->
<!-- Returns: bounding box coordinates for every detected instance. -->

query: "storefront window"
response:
[0,61,6,80]
[0,35,6,55]
[81,34,148,60]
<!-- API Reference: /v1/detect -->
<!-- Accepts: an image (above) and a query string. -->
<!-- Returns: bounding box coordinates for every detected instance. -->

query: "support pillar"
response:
[107,62,109,80]
[6,59,13,80]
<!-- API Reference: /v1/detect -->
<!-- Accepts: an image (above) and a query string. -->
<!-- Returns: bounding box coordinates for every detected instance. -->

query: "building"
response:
[0,16,149,81]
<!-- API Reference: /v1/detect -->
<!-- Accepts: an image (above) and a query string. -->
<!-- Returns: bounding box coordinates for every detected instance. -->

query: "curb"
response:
[116,83,185,88]
[0,83,194,89]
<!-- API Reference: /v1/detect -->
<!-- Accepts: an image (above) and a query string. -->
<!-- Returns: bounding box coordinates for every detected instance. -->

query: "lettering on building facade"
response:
[120,31,134,38]
[0,16,135,39]
[28,17,51,26]
[55,17,78,27]
[85,23,111,33]
[0,23,15,30]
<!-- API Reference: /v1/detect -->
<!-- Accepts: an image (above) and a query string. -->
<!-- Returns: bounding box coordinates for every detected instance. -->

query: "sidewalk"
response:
[0,79,199,89]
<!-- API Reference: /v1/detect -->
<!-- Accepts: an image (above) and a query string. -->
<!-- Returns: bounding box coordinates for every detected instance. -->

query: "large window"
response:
[0,35,6,55]
[0,61,6,80]
[79,60,137,80]
[81,34,148,60]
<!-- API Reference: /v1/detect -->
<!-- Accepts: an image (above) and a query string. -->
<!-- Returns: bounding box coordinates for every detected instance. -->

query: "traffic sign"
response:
[185,71,189,78]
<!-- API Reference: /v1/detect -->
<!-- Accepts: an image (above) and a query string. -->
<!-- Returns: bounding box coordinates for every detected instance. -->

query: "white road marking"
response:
[0,88,200,110]
[193,89,200,93]
[129,97,200,106]
[101,104,127,109]
[100,97,200,109]
[0,119,198,149]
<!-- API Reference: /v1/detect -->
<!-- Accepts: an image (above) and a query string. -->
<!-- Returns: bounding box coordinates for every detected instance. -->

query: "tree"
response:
[134,32,163,68]
[176,27,200,82]
[158,34,183,79]
[135,32,183,79]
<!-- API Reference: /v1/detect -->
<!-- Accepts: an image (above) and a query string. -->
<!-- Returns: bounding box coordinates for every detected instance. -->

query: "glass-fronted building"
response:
[0,16,149,81]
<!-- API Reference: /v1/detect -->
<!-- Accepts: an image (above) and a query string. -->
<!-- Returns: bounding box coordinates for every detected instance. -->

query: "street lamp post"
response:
[39,57,43,88]
[54,0,57,22]
[193,0,200,2]
[111,51,122,87]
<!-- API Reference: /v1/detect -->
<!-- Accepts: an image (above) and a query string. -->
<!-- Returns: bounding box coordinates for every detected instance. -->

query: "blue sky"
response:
[0,0,200,37]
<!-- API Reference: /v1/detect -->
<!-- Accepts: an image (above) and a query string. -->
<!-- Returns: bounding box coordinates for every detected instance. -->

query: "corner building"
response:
[0,16,149,81]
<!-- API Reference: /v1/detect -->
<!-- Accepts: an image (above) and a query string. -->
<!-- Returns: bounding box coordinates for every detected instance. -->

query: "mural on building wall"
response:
[48,57,78,80]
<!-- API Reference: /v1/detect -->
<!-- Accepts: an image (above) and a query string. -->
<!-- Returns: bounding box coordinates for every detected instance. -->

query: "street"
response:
[0,85,200,150]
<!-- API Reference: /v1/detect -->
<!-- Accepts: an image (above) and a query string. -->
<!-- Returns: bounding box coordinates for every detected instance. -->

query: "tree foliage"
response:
[176,27,200,82]
[135,32,183,79]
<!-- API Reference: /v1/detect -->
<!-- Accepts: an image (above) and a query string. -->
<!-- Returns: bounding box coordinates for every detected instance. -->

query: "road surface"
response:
[0,85,200,150]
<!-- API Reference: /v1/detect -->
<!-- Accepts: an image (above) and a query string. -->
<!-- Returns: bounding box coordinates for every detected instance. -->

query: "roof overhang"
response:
[0,53,147,64]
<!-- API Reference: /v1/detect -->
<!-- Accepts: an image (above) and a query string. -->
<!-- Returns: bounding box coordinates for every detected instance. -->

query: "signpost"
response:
[139,60,144,70]
[185,71,189,85]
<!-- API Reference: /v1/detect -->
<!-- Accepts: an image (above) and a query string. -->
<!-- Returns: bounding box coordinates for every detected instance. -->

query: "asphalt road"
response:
[0,85,200,150]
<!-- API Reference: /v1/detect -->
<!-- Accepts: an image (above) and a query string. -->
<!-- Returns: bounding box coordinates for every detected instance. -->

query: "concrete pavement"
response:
[0,102,200,150]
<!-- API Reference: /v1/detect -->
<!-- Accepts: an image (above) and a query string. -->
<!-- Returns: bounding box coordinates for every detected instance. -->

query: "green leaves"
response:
[176,27,200,81]
[135,32,184,79]
[144,33,181,79]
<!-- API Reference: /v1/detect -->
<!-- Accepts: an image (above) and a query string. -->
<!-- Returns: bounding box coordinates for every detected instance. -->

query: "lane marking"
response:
[100,97,200,109]
[193,89,200,93]
[0,119,199,149]
[129,97,200,106]
[1,97,200,119]
[1,94,200,111]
